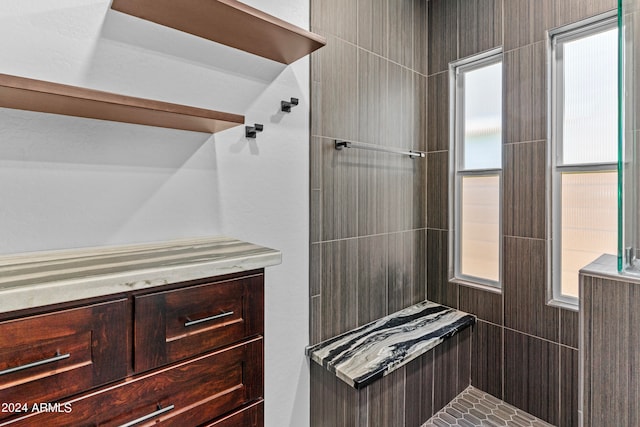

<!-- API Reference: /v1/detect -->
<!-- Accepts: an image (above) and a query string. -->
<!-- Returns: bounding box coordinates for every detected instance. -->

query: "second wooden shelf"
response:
[0,73,244,134]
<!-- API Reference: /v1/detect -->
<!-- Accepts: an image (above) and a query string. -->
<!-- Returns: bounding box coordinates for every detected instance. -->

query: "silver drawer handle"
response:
[118,404,175,427]
[184,310,234,327]
[0,352,70,377]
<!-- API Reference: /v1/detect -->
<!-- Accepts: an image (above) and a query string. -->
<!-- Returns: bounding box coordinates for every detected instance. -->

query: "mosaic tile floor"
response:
[423,386,554,427]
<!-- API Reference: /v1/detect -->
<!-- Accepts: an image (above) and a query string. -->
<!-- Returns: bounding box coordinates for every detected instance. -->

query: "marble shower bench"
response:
[306,300,476,389]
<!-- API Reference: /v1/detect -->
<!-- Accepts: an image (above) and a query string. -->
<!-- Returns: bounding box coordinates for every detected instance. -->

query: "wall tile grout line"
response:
[475,317,579,351]
[311,229,429,245]
[315,33,428,78]
[503,139,547,146]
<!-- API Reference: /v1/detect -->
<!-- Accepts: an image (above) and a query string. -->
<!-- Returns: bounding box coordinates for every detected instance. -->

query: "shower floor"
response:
[423,386,553,427]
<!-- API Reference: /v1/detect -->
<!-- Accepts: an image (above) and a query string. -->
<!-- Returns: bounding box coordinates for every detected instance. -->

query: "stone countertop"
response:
[0,236,281,314]
[306,300,475,390]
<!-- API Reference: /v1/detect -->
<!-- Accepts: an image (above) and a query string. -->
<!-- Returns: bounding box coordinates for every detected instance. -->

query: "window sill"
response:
[547,297,579,312]
[449,278,502,295]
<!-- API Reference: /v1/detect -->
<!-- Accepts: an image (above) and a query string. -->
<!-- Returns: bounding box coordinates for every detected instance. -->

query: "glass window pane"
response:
[560,171,617,297]
[460,175,500,282]
[561,28,618,165]
[463,62,502,170]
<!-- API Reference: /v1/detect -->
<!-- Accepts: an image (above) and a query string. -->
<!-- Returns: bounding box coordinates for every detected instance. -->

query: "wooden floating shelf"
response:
[0,73,244,134]
[111,0,327,65]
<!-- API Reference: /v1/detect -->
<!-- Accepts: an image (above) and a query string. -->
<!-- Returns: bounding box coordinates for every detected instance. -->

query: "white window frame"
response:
[548,12,618,309]
[449,48,503,292]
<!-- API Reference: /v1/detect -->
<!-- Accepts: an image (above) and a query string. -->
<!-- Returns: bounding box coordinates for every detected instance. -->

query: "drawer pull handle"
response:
[0,351,70,377]
[118,403,175,427]
[184,310,234,327]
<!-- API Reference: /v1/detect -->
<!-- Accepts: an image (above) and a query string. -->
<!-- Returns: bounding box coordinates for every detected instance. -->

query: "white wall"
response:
[0,1,310,426]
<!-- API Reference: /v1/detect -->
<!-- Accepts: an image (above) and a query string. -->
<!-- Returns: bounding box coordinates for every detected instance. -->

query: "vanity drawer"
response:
[0,299,127,421]
[134,274,263,372]
[2,338,263,427]
[203,401,263,427]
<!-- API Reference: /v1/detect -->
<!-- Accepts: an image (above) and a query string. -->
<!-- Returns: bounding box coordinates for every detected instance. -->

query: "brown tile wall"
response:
[309,335,470,427]
[581,271,640,427]
[309,0,470,425]
[311,0,616,426]
[424,0,616,426]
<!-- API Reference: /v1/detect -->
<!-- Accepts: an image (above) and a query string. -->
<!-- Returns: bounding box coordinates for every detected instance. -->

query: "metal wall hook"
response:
[281,97,299,113]
[245,123,264,138]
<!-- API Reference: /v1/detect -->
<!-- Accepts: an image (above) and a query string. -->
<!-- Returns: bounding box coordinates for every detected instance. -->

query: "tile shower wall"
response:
[425,0,616,426]
[581,270,640,427]
[309,0,429,339]
[309,329,471,427]
[308,0,467,425]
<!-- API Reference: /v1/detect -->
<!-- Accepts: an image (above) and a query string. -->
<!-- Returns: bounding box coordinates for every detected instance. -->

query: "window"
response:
[550,14,618,306]
[450,50,503,290]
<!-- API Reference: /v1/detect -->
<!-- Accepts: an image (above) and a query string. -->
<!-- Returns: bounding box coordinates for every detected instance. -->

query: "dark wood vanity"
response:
[0,270,265,426]
[0,237,280,427]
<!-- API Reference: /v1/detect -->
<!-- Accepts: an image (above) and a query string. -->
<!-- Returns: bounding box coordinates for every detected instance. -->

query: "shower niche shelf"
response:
[0,73,244,133]
[110,0,326,65]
